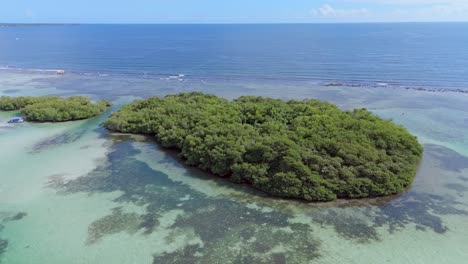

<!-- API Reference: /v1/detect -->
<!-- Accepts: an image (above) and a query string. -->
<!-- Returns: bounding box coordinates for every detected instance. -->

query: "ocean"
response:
[1,23,468,90]
[0,24,467,264]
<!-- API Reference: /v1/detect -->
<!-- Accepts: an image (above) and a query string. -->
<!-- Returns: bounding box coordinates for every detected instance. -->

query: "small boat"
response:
[7,117,24,123]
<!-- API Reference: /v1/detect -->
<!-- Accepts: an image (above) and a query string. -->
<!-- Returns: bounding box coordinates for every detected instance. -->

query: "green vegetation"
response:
[0,96,111,122]
[103,92,423,201]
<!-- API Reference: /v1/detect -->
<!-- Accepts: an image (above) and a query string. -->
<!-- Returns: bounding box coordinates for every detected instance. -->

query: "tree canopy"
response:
[103,92,423,201]
[0,96,111,122]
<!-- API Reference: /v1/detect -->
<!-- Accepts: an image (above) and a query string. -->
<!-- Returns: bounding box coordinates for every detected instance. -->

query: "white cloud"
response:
[392,2,468,21]
[312,5,335,16]
[309,1,468,22]
[343,0,465,4]
[310,4,369,18]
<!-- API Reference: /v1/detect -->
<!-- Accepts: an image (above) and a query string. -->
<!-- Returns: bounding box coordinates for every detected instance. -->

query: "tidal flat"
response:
[0,71,467,264]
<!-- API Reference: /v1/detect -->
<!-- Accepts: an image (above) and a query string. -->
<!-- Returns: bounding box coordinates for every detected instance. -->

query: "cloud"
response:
[309,1,468,22]
[392,2,468,21]
[343,0,465,4]
[310,4,369,18]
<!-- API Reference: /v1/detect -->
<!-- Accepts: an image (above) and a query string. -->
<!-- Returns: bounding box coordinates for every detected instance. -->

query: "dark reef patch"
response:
[172,199,290,242]
[30,129,87,154]
[373,192,468,234]
[423,144,468,172]
[49,137,322,263]
[0,211,28,223]
[4,212,27,222]
[0,211,28,261]
[45,136,468,262]
[306,189,468,241]
[0,238,7,260]
[154,224,319,264]
[381,144,468,231]
[0,225,7,262]
[459,176,468,182]
[310,209,379,243]
[445,183,468,196]
[87,207,141,245]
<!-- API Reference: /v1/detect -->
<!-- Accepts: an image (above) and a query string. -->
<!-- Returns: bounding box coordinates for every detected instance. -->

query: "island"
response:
[0,96,112,122]
[103,92,423,201]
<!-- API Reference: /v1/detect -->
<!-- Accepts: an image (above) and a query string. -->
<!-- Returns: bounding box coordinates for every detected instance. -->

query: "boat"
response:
[7,117,24,123]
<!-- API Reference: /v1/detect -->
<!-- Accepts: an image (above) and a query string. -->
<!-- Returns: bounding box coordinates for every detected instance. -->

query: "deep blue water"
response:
[0,23,467,89]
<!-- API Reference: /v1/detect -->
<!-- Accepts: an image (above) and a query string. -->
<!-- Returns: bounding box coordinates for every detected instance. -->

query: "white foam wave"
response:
[0,66,66,75]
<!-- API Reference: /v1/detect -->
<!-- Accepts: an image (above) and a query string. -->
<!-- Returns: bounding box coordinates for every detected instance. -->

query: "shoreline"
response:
[110,131,407,207]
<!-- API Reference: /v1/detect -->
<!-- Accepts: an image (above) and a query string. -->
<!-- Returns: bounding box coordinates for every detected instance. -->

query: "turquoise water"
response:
[0,72,467,263]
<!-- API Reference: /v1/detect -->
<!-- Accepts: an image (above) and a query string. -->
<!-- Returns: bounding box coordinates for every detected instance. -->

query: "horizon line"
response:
[1,21,468,26]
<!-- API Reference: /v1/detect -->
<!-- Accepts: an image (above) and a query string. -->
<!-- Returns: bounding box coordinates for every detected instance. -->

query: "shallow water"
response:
[0,72,467,264]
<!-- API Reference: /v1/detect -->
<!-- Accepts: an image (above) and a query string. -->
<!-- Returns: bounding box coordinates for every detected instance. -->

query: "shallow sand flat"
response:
[0,71,64,96]
[0,72,467,264]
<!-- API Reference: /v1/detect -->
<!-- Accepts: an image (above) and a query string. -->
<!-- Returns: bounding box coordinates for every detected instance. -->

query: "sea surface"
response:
[0,24,468,264]
[1,23,468,90]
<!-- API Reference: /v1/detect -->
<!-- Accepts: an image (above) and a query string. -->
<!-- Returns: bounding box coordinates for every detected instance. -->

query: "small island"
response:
[105,92,423,201]
[0,96,112,122]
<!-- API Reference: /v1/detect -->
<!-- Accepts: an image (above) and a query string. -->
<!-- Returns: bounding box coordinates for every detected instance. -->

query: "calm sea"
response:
[0,23,467,89]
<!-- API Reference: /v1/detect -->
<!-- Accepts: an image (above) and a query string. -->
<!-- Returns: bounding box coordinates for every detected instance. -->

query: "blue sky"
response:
[1,0,468,23]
